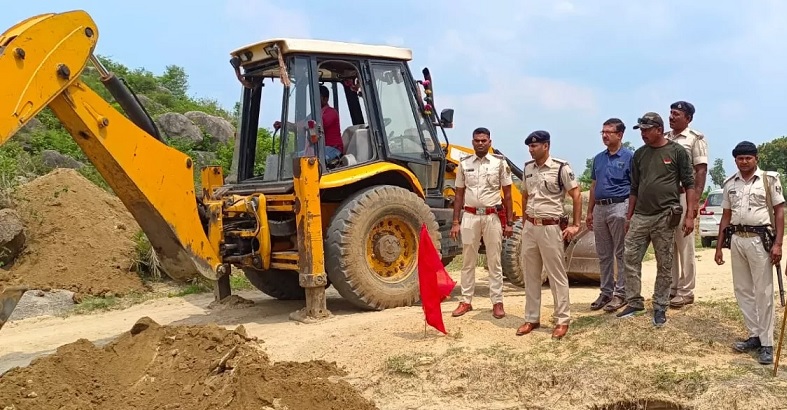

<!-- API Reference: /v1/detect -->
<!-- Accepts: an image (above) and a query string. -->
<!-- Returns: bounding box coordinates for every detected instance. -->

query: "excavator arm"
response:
[0,10,223,327]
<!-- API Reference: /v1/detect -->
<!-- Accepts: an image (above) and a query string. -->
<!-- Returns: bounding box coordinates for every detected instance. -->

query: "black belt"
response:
[594,196,627,205]
[730,224,770,234]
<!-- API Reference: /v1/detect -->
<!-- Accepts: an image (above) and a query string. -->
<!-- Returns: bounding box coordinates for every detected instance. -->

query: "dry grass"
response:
[380,300,787,410]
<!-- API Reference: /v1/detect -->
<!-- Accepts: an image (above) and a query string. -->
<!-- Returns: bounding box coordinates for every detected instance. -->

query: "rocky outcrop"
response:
[155,112,203,143]
[18,118,45,136]
[184,111,235,144]
[137,95,166,115]
[0,209,26,266]
[41,150,84,170]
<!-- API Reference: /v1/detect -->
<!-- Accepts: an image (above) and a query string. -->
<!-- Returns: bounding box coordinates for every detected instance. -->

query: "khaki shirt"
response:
[455,153,513,208]
[721,168,785,226]
[523,157,578,218]
[665,127,709,167]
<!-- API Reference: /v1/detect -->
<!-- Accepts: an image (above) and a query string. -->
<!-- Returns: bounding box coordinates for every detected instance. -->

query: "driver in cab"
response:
[273,85,344,164]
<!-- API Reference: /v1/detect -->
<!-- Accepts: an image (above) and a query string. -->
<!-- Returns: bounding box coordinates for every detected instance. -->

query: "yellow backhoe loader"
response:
[0,10,601,329]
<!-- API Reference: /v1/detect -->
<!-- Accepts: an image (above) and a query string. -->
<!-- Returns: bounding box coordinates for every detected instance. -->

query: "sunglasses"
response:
[637,118,660,126]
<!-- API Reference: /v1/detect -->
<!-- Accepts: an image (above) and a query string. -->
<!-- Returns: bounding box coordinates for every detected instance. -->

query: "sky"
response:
[5,1,787,188]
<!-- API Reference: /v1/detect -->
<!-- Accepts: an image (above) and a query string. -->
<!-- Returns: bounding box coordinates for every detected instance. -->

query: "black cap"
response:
[670,101,695,116]
[732,141,758,157]
[525,130,550,145]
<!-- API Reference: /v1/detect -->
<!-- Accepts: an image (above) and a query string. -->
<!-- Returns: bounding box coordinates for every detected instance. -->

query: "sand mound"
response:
[0,317,378,410]
[1,169,146,296]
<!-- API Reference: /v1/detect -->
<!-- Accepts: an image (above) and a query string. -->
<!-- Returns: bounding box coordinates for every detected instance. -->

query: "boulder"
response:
[192,151,217,167]
[137,95,166,115]
[13,118,46,152]
[0,209,26,266]
[41,150,84,170]
[184,111,235,144]
[18,118,45,135]
[155,112,203,144]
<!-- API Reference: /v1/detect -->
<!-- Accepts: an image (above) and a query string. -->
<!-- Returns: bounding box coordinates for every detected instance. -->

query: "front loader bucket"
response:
[565,227,602,282]
[0,286,27,331]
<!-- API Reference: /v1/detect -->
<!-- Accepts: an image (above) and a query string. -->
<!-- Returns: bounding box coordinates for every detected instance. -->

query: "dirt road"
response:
[1,247,785,409]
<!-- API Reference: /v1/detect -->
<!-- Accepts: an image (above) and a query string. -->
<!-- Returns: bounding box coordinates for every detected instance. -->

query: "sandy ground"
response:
[0,247,780,409]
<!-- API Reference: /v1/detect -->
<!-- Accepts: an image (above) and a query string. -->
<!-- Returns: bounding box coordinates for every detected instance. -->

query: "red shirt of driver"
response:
[322,105,343,153]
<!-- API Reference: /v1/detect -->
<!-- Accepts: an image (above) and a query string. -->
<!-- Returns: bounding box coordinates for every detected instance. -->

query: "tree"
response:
[578,157,594,190]
[758,136,787,189]
[578,141,635,190]
[709,158,726,188]
[159,65,189,97]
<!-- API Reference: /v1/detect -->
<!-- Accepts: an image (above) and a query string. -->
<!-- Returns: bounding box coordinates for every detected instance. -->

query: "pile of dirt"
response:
[0,317,378,410]
[0,169,146,296]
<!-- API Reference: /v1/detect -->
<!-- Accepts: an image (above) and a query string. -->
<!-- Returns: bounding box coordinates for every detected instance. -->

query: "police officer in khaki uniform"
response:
[516,130,581,340]
[450,127,514,319]
[715,141,784,365]
[666,101,709,308]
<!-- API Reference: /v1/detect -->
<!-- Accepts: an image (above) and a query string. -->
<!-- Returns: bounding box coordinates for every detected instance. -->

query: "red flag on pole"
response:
[417,223,457,334]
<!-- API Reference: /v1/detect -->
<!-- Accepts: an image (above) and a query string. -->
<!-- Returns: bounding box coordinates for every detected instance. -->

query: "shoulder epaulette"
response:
[722,174,736,187]
[459,154,473,161]
[688,129,704,139]
[524,159,535,166]
[491,153,505,160]
[552,158,567,165]
[764,170,781,179]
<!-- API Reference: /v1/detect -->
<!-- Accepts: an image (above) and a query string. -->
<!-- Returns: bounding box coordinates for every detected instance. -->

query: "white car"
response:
[698,188,724,247]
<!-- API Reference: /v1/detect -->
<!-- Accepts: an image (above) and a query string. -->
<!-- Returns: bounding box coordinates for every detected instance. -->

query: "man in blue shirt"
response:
[585,118,633,312]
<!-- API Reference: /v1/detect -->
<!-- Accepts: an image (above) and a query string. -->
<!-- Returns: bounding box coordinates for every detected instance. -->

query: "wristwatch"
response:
[506,221,515,227]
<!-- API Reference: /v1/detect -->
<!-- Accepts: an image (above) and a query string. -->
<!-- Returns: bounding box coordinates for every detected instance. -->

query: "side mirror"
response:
[440,108,454,128]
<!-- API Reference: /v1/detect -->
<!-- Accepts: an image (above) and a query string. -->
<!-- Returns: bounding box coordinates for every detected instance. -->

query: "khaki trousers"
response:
[521,221,570,325]
[459,212,504,304]
[731,234,775,346]
[671,193,696,297]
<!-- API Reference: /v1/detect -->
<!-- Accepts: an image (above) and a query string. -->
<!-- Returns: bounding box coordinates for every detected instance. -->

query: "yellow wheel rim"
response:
[365,215,418,282]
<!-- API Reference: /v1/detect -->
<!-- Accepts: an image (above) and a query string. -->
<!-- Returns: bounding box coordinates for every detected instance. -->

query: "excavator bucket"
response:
[0,11,223,284]
[0,286,26,331]
[565,227,603,282]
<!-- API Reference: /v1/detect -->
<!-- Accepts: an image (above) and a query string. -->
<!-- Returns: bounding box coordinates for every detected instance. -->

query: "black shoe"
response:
[759,346,773,365]
[652,309,667,327]
[733,337,761,353]
[616,306,645,318]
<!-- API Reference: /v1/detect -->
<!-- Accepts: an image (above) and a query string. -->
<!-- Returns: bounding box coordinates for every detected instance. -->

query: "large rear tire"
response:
[325,185,442,310]
[242,268,305,300]
[501,219,547,288]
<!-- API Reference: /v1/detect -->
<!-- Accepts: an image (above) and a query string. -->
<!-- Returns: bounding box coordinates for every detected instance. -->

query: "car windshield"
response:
[707,193,723,207]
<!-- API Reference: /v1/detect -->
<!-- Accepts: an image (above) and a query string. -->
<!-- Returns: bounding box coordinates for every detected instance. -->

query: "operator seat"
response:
[340,124,374,166]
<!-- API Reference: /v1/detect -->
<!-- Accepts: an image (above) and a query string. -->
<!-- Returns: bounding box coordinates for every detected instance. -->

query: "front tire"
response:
[325,185,442,310]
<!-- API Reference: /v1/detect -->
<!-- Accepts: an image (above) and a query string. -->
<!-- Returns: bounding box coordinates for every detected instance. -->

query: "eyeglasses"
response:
[600,131,619,136]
